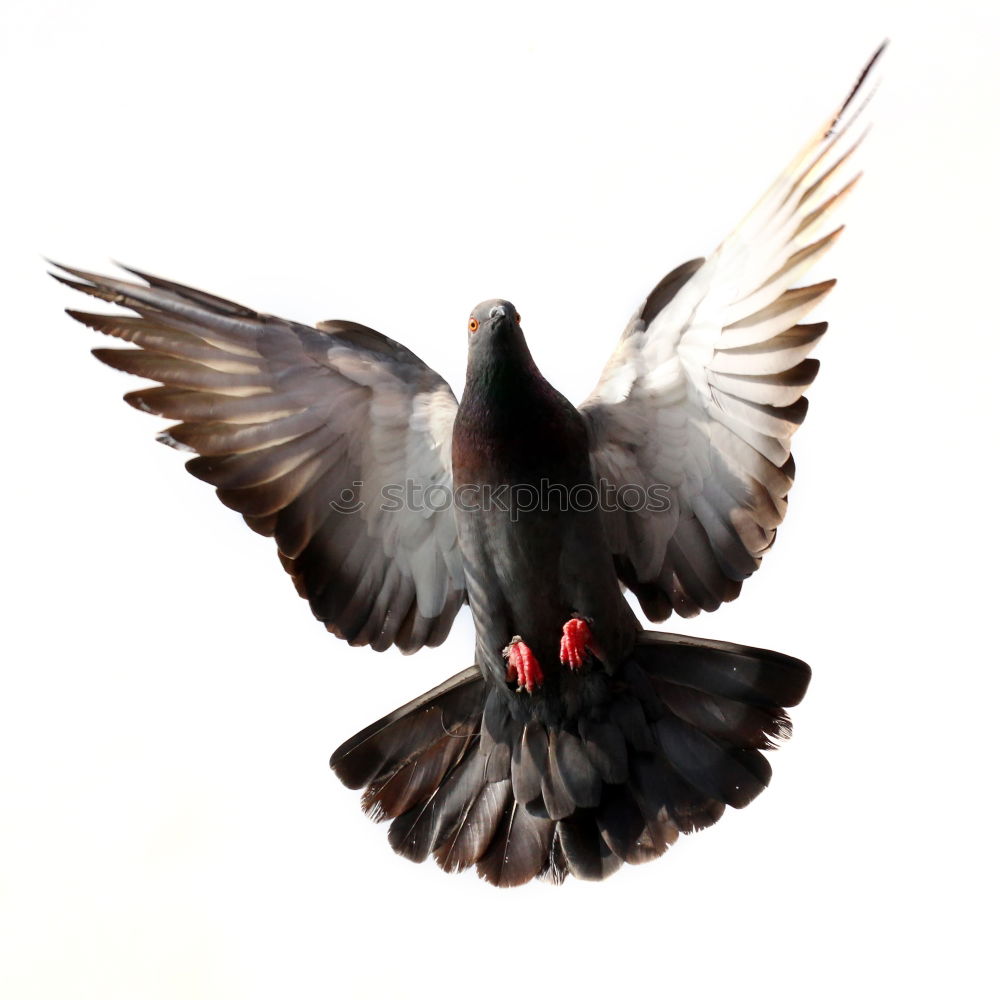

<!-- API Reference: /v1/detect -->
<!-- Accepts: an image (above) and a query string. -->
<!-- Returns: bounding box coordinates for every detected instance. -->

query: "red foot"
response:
[504,636,543,693]
[560,617,593,670]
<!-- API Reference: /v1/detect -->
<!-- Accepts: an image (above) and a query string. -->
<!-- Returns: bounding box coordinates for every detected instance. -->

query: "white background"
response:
[2,1,998,997]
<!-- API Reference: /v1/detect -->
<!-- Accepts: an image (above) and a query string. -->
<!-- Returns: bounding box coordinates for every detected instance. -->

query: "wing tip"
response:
[825,40,888,139]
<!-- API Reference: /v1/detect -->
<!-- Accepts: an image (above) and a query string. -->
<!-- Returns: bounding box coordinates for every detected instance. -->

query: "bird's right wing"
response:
[56,265,465,652]
[582,45,883,620]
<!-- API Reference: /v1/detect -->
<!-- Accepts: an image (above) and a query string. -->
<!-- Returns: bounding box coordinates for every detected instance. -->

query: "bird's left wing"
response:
[55,264,465,652]
[581,45,883,620]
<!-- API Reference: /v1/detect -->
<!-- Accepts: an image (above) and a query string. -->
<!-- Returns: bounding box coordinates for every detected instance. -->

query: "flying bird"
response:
[53,45,883,886]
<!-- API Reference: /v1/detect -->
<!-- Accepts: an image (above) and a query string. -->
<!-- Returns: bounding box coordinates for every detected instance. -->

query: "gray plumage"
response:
[56,44,884,886]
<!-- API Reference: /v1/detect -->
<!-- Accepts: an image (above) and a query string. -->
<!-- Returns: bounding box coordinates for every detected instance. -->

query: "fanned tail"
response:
[330,630,810,887]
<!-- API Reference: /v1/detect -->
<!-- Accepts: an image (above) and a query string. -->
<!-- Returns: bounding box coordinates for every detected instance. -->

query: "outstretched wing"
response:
[582,45,883,620]
[56,264,465,652]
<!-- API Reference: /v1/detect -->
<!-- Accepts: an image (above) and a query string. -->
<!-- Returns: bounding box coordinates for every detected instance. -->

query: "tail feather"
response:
[635,632,810,707]
[652,713,771,809]
[552,730,602,810]
[387,750,487,863]
[609,694,656,752]
[330,631,811,886]
[476,802,555,888]
[433,778,511,875]
[480,690,517,781]
[653,680,792,749]
[557,815,624,881]
[578,718,628,783]
[540,732,578,820]
[511,719,547,804]
[538,835,569,885]
[629,750,725,834]
[332,666,483,793]
[361,724,476,821]
[596,784,673,864]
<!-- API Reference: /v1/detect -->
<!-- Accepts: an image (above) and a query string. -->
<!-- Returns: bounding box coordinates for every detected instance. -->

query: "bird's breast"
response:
[452,378,591,489]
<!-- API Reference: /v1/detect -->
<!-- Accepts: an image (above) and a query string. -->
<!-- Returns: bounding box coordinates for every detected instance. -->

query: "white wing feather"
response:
[583,46,884,619]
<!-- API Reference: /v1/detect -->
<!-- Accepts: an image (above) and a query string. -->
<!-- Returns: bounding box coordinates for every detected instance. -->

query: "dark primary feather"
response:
[56,263,466,654]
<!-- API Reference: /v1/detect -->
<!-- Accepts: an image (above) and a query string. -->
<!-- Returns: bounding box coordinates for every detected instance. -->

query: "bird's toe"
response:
[559,617,593,670]
[504,636,543,693]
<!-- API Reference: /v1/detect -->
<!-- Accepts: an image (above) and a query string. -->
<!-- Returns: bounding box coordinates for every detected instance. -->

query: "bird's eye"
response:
[468,317,479,333]
[515,312,521,324]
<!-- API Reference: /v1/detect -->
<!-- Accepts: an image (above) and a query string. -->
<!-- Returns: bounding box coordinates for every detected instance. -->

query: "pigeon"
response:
[53,45,884,886]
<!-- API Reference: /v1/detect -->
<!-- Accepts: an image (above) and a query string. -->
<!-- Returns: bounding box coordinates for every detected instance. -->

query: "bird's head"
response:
[467,299,521,343]
[466,299,525,361]
[463,300,539,390]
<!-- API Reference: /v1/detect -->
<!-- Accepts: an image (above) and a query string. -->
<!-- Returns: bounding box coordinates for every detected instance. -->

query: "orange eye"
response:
[468,317,479,333]
[515,312,521,324]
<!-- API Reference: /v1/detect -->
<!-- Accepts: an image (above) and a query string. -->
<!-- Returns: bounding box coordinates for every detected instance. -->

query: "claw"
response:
[503,636,543,693]
[560,617,593,670]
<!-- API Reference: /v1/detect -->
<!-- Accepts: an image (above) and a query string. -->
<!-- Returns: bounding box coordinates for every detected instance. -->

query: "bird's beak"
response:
[489,304,508,321]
